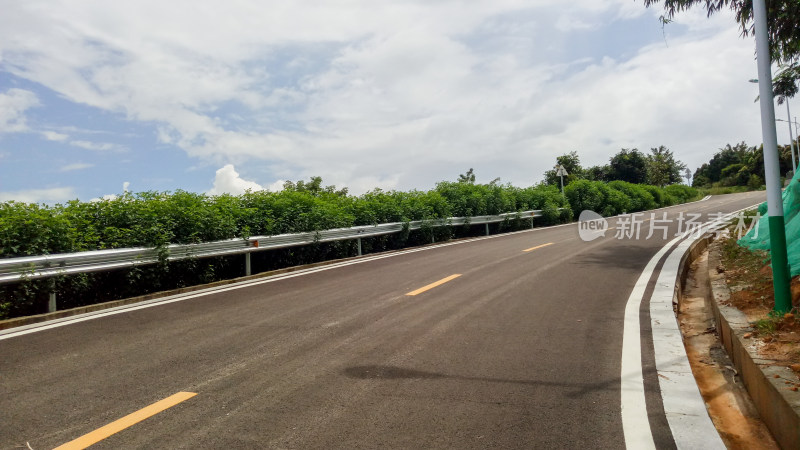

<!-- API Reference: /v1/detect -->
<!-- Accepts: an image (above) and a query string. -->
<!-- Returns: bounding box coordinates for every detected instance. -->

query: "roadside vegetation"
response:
[692,141,797,191]
[0,172,696,319]
[544,141,798,197]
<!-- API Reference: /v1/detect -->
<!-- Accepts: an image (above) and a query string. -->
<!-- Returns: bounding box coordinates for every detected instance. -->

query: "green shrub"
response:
[564,180,605,214]
[434,182,516,216]
[641,185,672,207]
[664,184,699,203]
[608,181,656,212]
[747,174,764,190]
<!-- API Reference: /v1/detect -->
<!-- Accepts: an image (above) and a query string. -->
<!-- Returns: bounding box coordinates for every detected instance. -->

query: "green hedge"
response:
[0,179,697,319]
[565,180,694,217]
[0,182,572,319]
[663,184,700,204]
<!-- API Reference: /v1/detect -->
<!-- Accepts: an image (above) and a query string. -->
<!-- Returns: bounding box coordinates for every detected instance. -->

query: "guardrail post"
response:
[485,223,490,236]
[530,217,534,229]
[357,238,362,256]
[47,278,57,312]
[245,252,251,276]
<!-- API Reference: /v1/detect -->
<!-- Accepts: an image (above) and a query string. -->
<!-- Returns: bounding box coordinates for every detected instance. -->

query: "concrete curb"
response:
[704,241,800,450]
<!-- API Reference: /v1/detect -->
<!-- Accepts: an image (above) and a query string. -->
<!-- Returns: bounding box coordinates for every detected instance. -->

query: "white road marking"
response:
[620,235,680,450]
[620,202,759,449]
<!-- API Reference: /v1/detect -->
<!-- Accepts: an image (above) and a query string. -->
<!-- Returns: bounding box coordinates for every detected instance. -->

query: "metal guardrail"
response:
[0,210,543,284]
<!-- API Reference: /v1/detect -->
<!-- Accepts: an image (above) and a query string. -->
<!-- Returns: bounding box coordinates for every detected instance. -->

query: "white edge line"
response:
[620,202,760,449]
[620,234,681,450]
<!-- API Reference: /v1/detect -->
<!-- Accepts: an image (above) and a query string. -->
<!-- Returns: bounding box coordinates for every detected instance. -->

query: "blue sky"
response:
[0,0,788,203]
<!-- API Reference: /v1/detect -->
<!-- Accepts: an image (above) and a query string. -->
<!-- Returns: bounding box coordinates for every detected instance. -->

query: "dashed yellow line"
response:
[523,242,554,252]
[406,274,461,296]
[54,392,197,450]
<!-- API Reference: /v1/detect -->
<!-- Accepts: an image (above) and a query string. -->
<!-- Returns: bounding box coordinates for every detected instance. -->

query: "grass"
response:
[721,209,768,280]
[698,185,764,196]
[753,316,779,335]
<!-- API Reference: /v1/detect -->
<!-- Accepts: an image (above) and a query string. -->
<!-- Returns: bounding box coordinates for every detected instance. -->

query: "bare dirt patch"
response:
[680,252,779,449]
[717,232,800,376]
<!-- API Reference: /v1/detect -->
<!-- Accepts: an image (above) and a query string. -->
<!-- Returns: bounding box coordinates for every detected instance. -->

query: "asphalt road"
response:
[0,192,765,449]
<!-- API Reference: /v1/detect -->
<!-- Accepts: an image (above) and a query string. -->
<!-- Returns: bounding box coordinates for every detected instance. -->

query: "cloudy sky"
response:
[0,0,791,203]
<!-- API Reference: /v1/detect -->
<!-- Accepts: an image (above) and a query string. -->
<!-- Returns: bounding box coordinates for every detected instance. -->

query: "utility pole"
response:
[753,0,792,313]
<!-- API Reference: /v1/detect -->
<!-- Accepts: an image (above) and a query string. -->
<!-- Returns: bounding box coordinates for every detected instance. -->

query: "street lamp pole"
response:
[786,101,797,173]
[753,0,792,313]
[777,119,799,174]
[751,81,798,173]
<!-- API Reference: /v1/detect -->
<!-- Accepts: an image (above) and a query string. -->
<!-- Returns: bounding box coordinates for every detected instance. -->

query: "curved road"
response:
[0,192,765,449]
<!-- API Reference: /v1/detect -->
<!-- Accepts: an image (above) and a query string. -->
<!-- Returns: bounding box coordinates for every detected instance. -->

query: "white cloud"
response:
[42,130,69,141]
[0,2,766,194]
[90,182,131,202]
[207,164,265,196]
[90,194,118,202]
[0,88,38,133]
[69,140,121,151]
[0,187,76,203]
[555,16,596,32]
[266,179,285,192]
[60,162,93,172]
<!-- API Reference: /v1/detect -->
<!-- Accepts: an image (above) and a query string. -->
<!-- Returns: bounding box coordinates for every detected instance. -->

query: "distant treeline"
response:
[541,146,688,188]
[540,140,798,191]
[692,141,797,189]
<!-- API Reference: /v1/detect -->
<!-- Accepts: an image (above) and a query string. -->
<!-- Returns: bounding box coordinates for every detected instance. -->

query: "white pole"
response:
[754,0,783,216]
[753,0,792,312]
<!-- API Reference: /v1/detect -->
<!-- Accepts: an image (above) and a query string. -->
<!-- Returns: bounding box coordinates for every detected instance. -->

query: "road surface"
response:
[0,192,765,449]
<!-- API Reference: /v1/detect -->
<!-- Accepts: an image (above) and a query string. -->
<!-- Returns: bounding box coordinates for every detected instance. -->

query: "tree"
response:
[543,151,584,186]
[608,148,648,184]
[646,146,687,187]
[690,141,792,187]
[458,168,476,184]
[283,176,348,196]
[720,163,748,186]
[585,165,611,182]
[643,0,800,100]
[692,142,752,185]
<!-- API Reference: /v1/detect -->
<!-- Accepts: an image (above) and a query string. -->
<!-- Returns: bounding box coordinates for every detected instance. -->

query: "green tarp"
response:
[738,170,800,276]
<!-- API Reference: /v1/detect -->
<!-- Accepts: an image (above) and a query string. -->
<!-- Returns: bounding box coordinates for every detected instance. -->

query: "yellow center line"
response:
[54,392,197,450]
[523,242,553,252]
[406,274,461,296]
